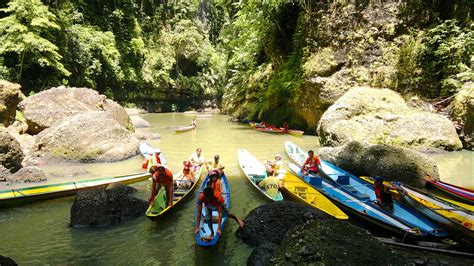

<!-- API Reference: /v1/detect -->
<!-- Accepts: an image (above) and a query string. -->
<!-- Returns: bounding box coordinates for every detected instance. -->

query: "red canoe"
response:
[426,178,474,204]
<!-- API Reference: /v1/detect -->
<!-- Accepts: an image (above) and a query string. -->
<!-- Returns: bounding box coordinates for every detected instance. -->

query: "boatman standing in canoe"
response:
[195,186,244,237]
[301,150,321,176]
[190,148,209,172]
[149,164,174,207]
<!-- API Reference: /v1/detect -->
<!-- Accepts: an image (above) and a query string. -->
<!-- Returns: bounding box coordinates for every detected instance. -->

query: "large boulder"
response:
[270,220,405,265]
[33,111,139,163]
[9,166,47,183]
[449,84,474,150]
[70,183,147,227]
[318,142,440,187]
[130,116,151,128]
[0,127,23,173]
[0,80,23,127]
[318,87,462,151]
[0,165,12,182]
[18,86,133,134]
[236,202,329,247]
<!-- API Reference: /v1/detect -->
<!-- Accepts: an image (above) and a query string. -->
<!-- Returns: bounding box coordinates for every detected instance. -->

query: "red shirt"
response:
[153,168,173,186]
[199,191,225,207]
[210,179,222,194]
[304,156,320,168]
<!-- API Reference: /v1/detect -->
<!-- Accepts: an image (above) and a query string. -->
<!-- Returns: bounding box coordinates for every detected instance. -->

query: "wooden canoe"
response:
[287,129,304,137]
[174,125,196,133]
[145,165,203,221]
[195,173,230,247]
[139,142,167,165]
[281,172,348,220]
[426,178,474,204]
[0,172,150,208]
[237,149,284,201]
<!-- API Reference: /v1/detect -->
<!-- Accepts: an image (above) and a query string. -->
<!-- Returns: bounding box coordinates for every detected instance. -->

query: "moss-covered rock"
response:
[33,111,138,163]
[318,141,440,187]
[18,86,133,134]
[449,83,474,149]
[318,87,462,151]
[0,80,23,127]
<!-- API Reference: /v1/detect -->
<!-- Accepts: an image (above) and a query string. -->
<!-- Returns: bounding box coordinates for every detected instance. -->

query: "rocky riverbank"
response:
[238,202,473,265]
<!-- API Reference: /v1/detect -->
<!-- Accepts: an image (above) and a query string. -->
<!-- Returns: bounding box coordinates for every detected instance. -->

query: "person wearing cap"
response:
[189,148,209,172]
[301,150,321,176]
[195,186,244,238]
[147,148,163,171]
[149,164,174,207]
[373,176,397,212]
[207,170,222,194]
[265,154,283,176]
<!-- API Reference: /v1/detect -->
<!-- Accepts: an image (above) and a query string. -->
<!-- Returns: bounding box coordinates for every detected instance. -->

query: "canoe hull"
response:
[0,173,150,208]
[237,149,284,201]
[427,180,474,204]
[195,173,230,247]
[174,126,195,133]
[287,130,304,136]
[145,166,203,221]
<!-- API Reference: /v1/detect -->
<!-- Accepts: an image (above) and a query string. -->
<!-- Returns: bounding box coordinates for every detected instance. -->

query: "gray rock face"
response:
[70,183,147,227]
[18,86,133,134]
[0,127,24,173]
[33,111,139,162]
[318,142,440,187]
[449,84,474,150]
[0,80,23,127]
[130,116,151,128]
[0,165,12,181]
[9,166,47,183]
[318,87,462,151]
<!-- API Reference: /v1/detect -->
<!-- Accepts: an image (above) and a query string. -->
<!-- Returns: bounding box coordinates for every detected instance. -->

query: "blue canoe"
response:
[195,173,230,247]
[319,160,448,238]
[285,141,448,238]
[287,163,426,238]
[139,142,167,165]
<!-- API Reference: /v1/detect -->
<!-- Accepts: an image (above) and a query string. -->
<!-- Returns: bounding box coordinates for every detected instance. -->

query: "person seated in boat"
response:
[195,186,245,237]
[265,154,283,176]
[258,174,282,199]
[177,161,195,190]
[189,148,209,171]
[301,150,321,176]
[149,164,174,208]
[209,154,225,177]
[373,176,397,212]
[142,148,162,170]
[207,170,222,195]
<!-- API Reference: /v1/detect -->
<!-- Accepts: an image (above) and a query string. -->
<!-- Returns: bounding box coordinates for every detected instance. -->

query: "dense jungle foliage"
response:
[0,0,472,118]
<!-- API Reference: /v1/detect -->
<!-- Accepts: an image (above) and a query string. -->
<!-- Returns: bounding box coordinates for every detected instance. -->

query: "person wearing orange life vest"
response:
[373,176,397,212]
[207,170,222,195]
[195,186,244,237]
[149,164,174,207]
[301,150,321,176]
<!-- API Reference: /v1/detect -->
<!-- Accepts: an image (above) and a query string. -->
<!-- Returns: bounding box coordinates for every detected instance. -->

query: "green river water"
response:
[1,113,473,265]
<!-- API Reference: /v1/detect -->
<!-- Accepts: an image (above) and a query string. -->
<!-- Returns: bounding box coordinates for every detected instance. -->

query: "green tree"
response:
[0,0,70,83]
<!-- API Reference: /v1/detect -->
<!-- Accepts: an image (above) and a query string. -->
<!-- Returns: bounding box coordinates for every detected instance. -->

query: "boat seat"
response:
[336,175,350,185]
[308,177,322,187]
[342,185,358,194]
[356,194,370,201]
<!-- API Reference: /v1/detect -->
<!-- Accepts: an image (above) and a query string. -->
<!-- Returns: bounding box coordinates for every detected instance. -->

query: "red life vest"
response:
[199,191,224,207]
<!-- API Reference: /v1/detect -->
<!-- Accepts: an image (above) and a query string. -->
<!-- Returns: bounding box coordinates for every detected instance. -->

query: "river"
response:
[1,113,472,264]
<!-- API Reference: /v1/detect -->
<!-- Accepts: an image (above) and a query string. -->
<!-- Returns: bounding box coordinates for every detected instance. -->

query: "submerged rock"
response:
[18,86,133,134]
[70,183,147,227]
[247,242,280,266]
[0,127,23,173]
[0,80,23,127]
[449,84,474,150]
[9,166,47,183]
[130,116,151,128]
[318,87,462,151]
[270,220,403,265]
[318,141,440,187]
[0,255,17,266]
[33,111,139,163]
[236,202,329,247]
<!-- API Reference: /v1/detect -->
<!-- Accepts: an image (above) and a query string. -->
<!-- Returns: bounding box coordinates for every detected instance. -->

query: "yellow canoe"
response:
[282,173,348,220]
[145,165,203,220]
[359,176,473,229]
